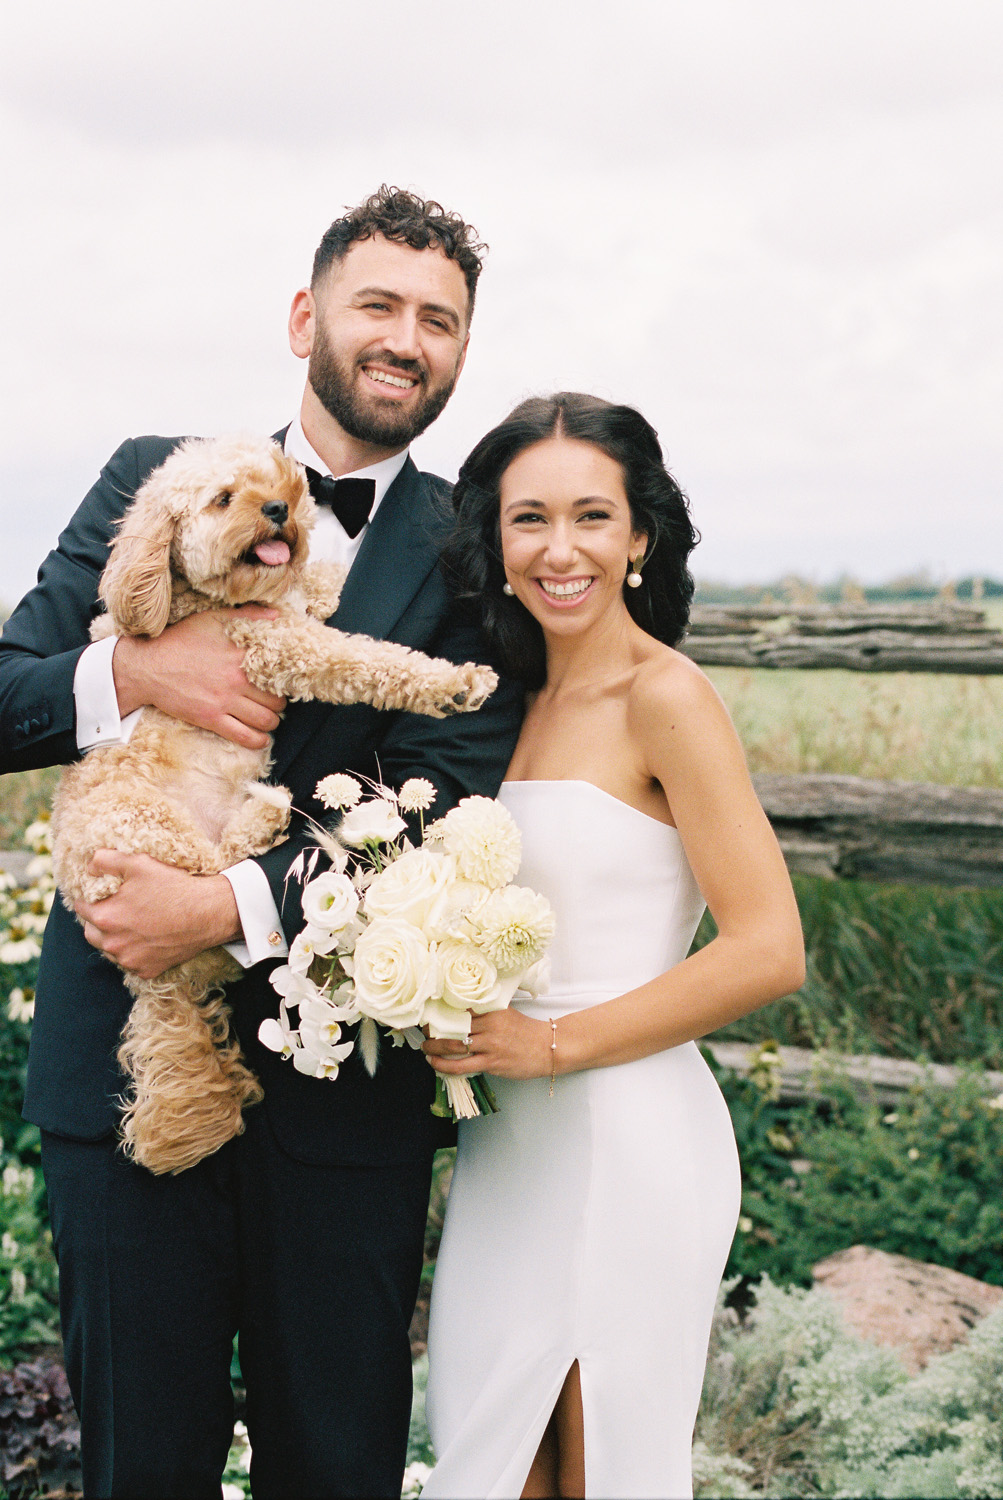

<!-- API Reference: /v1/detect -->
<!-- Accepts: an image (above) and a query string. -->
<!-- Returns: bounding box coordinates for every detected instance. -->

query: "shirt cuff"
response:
[73,637,124,749]
[221,861,288,968]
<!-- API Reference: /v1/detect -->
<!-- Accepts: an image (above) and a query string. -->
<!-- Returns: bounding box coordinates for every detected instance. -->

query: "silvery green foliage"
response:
[695,1278,1003,1498]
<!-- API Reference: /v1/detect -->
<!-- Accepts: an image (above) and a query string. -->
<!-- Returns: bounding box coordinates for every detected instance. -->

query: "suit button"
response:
[39,712,50,729]
[14,723,26,738]
[29,719,41,733]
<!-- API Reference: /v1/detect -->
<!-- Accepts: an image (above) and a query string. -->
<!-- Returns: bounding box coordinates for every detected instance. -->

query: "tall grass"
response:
[700,876,1003,1069]
[707,668,1003,788]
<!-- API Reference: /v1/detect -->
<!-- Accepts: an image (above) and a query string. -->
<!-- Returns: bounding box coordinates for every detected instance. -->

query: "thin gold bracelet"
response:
[548,1017,558,1097]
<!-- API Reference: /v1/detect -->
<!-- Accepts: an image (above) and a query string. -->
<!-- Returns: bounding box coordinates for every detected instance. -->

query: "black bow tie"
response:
[304,469,377,539]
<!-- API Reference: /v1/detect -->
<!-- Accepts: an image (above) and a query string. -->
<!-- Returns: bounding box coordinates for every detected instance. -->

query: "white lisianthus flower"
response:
[301,872,360,935]
[339,799,407,848]
[440,797,521,887]
[315,773,363,810]
[422,993,473,1042]
[365,849,455,928]
[437,937,521,1014]
[470,886,556,974]
[350,918,441,1028]
[398,777,437,813]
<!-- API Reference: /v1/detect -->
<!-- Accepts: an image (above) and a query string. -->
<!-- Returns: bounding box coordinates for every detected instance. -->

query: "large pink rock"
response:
[812,1245,1003,1373]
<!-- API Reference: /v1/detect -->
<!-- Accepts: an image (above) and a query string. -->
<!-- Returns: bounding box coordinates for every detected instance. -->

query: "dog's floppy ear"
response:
[99,473,179,637]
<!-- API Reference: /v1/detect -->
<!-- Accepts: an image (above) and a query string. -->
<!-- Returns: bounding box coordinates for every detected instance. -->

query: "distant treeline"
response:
[694,574,1003,605]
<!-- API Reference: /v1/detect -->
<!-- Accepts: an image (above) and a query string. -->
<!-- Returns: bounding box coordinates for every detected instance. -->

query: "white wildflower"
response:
[0,936,41,965]
[315,773,363,810]
[469,886,556,975]
[422,818,446,845]
[398,777,437,813]
[338,798,407,848]
[9,1268,27,1303]
[7,988,34,1024]
[1,1233,19,1259]
[441,796,522,887]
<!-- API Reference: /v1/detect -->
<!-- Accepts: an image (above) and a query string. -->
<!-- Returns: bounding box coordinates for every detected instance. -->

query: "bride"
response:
[421,392,805,1500]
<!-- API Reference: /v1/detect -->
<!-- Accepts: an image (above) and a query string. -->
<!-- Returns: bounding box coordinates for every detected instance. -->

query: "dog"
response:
[51,435,497,1175]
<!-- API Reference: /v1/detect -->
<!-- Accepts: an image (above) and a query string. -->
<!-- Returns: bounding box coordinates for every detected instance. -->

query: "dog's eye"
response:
[214,490,233,509]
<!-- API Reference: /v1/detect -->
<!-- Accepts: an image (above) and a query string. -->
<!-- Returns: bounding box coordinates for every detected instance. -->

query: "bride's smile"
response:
[499,435,647,634]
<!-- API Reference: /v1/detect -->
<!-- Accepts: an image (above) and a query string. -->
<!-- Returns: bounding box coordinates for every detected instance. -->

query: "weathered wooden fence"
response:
[682,601,1003,673]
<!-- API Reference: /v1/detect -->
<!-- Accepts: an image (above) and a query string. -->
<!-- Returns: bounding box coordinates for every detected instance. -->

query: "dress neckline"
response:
[500,779,681,836]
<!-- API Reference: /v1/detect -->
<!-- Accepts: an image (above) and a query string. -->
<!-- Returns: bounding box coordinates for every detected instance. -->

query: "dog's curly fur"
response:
[51,435,497,1176]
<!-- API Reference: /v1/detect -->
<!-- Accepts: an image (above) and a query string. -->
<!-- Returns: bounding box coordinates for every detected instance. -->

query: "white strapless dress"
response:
[423,781,741,1500]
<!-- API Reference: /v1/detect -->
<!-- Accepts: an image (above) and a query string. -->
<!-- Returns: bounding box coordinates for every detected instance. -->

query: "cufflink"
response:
[267,931,283,948]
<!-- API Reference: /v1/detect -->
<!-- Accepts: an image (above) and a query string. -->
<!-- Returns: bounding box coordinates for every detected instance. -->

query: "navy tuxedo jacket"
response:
[0,434,523,1165]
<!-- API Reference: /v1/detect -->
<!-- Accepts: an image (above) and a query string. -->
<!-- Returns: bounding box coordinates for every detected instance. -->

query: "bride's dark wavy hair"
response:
[442,392,699,688]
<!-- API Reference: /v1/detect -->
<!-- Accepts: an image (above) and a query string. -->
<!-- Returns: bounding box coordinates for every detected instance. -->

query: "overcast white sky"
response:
[1,0,1000,608]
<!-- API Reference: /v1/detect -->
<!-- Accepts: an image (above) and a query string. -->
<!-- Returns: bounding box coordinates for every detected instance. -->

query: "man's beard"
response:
[308,324,460,447]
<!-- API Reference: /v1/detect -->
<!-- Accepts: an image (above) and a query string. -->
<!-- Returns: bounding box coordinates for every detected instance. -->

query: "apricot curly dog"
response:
[51,435,496,1175]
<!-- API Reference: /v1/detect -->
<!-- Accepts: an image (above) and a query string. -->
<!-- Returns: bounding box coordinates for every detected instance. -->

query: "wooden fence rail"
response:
[703,1039,1003,1107]
[682,601,1003,673]
[753,773,1003,888]
[3,774,1002,891]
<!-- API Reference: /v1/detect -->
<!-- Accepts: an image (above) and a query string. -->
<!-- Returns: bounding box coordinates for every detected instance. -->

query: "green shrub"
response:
[709,1047,1003,1288]
[701,876,1003,1070]
[696,1279,1003,1498]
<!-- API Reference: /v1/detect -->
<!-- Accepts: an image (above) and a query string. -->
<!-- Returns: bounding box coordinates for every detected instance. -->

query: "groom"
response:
[0,187,522,1498]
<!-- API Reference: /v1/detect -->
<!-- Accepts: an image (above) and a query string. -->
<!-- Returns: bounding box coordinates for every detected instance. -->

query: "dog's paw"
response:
[444,664,499,714]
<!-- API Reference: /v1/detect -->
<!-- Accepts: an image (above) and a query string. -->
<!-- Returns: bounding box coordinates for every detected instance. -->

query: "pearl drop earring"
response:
[626,556,644,589]
[503,582,515,596]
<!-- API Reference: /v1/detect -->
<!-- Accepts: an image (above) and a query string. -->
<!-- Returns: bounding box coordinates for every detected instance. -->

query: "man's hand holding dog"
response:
[112,608,287,750]
[75,852,243,978]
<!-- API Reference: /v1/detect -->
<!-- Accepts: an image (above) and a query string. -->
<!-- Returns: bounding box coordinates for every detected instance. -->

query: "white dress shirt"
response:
[71,426,410,964]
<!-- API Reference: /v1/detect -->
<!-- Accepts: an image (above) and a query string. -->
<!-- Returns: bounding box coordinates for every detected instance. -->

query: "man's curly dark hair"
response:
[311,185,487,318]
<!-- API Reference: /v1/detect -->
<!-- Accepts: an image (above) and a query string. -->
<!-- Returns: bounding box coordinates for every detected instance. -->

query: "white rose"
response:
[339,798,407,847]
[469,886,556,974]
[350,918,441,1028]
[301,872,360,935]
[440,797,521,887]
[365,849,455,928]
[437,938,521,1014]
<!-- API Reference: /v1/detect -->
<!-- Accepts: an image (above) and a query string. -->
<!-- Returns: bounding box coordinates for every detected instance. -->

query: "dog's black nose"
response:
[261,500,288,526]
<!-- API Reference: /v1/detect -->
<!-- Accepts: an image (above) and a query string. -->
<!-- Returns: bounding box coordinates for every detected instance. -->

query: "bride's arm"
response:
[426,656,805,1080]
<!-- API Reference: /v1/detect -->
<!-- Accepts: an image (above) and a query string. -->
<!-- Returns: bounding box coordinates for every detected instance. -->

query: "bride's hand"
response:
[422,1010,555,1080]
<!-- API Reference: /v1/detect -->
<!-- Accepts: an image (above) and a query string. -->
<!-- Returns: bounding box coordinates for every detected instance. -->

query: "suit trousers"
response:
[41,1110,433,1499]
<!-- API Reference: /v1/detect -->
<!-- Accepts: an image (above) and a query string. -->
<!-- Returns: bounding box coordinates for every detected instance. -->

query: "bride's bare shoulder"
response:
[626,645,738,763]
[629,643,725,718]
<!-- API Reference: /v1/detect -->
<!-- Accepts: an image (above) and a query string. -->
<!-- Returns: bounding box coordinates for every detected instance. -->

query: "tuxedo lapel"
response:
[270,457,445,781]
[329,458,442,637]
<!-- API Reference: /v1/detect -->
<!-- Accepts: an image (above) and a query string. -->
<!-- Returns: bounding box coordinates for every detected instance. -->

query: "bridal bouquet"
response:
[259,775,555,1119]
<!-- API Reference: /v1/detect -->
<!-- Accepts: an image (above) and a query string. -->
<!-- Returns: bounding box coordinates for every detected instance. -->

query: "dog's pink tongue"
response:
[254,539,290,566]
